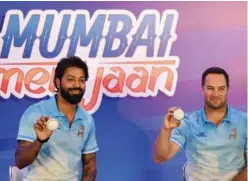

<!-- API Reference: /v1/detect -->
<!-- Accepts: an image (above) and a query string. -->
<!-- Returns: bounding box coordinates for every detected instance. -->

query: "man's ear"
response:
[55,78,61,90]
[201,86,205,95]
[226,87,230,93]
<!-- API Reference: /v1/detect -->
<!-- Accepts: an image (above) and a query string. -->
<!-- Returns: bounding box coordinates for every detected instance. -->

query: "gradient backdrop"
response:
[0,1,247,181]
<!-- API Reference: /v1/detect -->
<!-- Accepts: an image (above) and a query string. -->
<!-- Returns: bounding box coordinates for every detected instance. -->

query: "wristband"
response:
[37,137,50,144]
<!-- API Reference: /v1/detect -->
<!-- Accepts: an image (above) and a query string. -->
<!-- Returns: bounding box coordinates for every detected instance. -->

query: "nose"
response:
[211,90,220,98]
[212,91,218,96]
[74,80,81,88]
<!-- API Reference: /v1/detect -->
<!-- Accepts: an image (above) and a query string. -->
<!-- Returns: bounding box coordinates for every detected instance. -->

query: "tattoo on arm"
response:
[17,140,39,157]
[18,140,31,147]
[82,153,97,181]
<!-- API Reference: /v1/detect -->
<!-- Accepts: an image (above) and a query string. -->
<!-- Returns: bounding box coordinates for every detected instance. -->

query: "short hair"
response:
[53,56,89,90]
[202,67,229,88]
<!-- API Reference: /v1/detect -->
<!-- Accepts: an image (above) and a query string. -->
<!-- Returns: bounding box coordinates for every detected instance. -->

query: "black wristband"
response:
[37,137,50,144]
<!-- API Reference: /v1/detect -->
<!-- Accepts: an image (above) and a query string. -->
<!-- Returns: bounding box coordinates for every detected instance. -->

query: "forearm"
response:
[81,152,97,181]
[232,166,247,181]
[81,168,97,181]
[154,128,172,162]
[15,140,43,169]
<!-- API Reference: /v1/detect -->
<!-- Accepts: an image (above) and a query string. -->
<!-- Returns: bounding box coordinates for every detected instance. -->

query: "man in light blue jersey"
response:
[15,56,98,181]
[154,67,247,181]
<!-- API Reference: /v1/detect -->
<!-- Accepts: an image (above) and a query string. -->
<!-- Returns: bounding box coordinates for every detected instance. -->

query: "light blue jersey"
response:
[17,96,99,181]
[171,106,247,181]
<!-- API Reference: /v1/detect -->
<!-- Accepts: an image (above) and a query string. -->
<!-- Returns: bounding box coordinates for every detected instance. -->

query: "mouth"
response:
[211,99,221,103]
[70,89,82,94]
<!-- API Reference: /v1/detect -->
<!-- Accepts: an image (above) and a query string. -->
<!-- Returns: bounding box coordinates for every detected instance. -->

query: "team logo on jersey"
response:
[229,128,237,140]
[78,125,85,137]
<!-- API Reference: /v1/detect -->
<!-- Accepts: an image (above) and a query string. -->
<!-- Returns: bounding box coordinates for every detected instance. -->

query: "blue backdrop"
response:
[0,1,247,181]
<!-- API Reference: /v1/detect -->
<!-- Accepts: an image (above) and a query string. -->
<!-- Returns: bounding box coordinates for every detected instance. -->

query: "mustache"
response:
[211,98,221,100]
[68,88,83,92]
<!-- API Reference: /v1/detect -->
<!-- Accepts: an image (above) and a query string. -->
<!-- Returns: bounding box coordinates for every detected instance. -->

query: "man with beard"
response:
[15,56,98,181]
[154,67,247,181]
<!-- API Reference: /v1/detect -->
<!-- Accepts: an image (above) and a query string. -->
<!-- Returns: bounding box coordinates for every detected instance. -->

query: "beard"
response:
[205,98,226,109]
[60,85,85,105]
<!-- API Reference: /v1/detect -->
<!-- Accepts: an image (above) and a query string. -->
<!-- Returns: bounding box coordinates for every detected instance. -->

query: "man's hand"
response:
[34,116,53,141]
[164,107,182,130]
